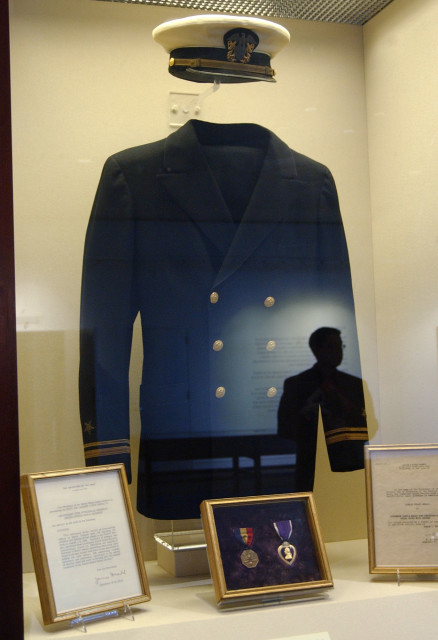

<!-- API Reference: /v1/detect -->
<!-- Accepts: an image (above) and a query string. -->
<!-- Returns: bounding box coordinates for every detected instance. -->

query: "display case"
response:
[3,0,438,636]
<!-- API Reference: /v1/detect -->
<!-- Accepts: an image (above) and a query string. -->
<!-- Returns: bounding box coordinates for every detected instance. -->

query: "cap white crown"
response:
[153,14,290,58]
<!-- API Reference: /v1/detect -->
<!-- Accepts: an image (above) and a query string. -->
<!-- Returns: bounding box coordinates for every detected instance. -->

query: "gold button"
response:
[266,340,276,351]
[264,296,275,307]
[169,57,175,67]
[212,340,223,351]
[210,291,219,304]
[267,387,277,398]
[215,387,226,398]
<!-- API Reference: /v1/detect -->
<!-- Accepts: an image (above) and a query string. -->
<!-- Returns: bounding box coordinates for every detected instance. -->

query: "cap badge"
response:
[224,28,259,64]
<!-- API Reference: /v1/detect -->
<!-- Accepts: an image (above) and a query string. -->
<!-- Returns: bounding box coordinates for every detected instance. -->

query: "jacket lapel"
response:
[157,120,299,286]
[157,121,234,256]
[213,131,298,287]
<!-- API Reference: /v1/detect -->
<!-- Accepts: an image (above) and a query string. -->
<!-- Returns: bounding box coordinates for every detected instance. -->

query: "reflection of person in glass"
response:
[277,327,368,491]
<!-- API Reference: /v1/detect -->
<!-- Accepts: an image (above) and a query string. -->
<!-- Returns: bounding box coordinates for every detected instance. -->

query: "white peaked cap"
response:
[153,15,290,83]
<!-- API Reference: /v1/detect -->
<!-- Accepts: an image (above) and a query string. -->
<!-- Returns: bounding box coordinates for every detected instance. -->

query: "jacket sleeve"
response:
[79,156,138,481]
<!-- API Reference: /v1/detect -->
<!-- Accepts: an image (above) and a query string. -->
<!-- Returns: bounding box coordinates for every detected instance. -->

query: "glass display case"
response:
[2,0,438,636]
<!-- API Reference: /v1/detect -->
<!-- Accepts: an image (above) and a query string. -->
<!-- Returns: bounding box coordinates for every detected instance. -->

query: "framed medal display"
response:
[200,493,333,607]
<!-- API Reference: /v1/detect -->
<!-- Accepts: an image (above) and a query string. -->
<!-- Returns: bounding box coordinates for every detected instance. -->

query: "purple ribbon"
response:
[273,520,292,541]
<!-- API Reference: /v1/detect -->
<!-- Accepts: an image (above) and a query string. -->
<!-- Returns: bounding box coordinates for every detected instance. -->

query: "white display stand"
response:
[23,539,438,639]
[154,529,209,577]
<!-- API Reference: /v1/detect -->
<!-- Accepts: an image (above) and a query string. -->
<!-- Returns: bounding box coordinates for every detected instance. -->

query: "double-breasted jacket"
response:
[79,119,360,518]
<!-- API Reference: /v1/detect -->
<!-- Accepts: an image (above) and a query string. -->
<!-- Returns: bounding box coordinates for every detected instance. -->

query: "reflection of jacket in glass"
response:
[79,119,360,519]
[278,364,368,491]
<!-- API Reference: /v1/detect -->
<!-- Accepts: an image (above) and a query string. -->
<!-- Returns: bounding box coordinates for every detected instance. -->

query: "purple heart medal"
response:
[234,527,259,568]
[273,520,297,566]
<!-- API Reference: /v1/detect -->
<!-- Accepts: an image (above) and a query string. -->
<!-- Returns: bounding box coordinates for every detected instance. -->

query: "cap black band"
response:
[168,47,274,83]
[170,47,271,67]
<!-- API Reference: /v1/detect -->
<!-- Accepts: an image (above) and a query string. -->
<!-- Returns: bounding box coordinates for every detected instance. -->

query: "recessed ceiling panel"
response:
[94,0,394,25]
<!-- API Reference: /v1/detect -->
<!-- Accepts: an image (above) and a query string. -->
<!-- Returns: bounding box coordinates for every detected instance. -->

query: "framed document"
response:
[365,443,438,574]
[21,464,150,624]
[200,493,332,607]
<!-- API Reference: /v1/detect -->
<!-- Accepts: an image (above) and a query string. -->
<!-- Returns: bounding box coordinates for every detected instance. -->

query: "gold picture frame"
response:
[21,464,150,624]
[365,443,438,574]
[200,492,333,607]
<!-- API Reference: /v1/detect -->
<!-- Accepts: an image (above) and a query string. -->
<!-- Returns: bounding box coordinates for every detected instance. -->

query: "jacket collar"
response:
[158,120,299,286]
[160,118,297,180]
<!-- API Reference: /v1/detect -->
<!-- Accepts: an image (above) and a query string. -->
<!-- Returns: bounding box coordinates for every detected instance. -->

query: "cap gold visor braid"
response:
[169,57,275,78]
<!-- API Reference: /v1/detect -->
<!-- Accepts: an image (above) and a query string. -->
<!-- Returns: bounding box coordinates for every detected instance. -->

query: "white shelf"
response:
[23,539,438,638]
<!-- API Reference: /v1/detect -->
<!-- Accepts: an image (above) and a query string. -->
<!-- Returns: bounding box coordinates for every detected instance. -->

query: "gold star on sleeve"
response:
[83,421,95,435]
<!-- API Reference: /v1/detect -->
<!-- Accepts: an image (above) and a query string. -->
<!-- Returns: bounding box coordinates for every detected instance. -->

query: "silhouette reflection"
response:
[278,327,368,491]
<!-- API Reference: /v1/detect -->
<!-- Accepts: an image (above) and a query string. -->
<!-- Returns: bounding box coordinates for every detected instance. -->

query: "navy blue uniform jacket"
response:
[79,119,359,519]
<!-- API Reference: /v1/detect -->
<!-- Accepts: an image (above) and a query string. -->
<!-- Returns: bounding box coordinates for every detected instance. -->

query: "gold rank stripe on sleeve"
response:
[324,427,369,445]
[84,439,131,460]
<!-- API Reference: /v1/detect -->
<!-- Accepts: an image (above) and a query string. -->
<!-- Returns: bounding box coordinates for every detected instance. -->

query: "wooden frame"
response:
[365,443,438,574]
[21,464,150,624]
[201,492,332,607]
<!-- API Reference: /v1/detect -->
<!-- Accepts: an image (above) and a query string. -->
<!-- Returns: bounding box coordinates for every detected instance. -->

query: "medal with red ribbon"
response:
[234,527,259,568]
[273,520,297,566]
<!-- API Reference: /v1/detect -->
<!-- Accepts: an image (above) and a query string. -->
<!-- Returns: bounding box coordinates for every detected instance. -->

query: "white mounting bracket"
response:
[168,81,221,128]
[168,91,201,128]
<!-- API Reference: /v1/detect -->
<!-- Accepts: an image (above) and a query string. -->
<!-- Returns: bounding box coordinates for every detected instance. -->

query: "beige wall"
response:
[10,0,380,571]
[364,0,438,445]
